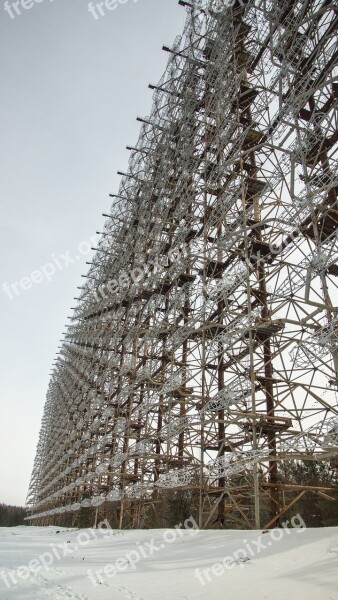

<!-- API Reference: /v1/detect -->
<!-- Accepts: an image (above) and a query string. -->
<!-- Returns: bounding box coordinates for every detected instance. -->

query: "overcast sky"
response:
[0,0,186,506]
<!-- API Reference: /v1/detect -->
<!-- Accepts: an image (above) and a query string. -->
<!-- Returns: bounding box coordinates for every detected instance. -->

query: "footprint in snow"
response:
[31,573,91,600]
[54,568,67,576]
[114,585,145,600]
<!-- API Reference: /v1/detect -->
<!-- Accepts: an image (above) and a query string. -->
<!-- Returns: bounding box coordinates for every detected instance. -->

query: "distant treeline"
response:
[0,503,26,527]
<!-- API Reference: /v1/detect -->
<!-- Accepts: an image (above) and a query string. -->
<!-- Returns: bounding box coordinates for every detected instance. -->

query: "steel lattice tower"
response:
[26,0,338,530]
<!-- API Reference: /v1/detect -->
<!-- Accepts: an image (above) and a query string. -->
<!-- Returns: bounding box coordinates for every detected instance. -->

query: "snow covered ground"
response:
[0,524,337,600]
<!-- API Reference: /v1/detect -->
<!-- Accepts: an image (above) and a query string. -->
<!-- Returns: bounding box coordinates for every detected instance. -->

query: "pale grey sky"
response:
[0,0,185,506]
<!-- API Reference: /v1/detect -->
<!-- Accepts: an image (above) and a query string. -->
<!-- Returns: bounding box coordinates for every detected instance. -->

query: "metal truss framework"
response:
[26,0,338,530]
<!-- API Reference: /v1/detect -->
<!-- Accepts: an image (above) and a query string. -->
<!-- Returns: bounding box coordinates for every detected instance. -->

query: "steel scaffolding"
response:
[26,0,338,529]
